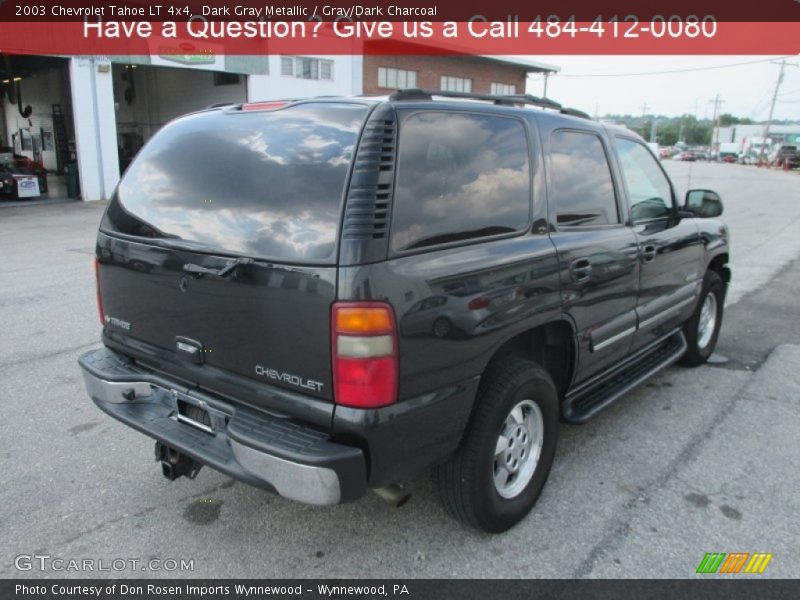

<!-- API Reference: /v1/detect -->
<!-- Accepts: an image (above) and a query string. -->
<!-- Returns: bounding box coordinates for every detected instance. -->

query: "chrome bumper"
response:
[79,348,366,505]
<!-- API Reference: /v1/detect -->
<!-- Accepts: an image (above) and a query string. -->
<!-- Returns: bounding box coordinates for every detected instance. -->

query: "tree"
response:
[718,113,754,127]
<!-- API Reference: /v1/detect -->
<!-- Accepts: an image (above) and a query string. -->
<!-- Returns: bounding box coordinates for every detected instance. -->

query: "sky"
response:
[524,55,800,121]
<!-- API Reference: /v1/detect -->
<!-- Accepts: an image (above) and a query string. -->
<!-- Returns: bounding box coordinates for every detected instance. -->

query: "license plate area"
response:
[168,390,228,435]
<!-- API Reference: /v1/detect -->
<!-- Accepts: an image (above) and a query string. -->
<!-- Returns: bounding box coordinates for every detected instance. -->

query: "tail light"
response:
[332,302,398,408]
[94,257,105,325]
[468,296,490,310]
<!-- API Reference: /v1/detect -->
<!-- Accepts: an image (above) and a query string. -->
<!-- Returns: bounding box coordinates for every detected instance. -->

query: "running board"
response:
[563,331,687,424]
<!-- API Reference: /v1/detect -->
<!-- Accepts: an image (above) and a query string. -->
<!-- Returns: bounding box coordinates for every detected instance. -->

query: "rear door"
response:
[97,102,370,411]
[544,126,640,383]
[610,135,703,350]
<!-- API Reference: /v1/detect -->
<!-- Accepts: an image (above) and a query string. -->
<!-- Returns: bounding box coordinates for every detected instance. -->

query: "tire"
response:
[433,357,559,533]
[680,270,724,366]
[432,317,452,338]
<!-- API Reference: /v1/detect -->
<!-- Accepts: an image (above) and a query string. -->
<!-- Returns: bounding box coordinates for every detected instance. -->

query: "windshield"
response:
[103,102,368,263]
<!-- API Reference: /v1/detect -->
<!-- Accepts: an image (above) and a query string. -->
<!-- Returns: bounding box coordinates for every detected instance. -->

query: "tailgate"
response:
[97,233,336,402]
[94,101,371,410]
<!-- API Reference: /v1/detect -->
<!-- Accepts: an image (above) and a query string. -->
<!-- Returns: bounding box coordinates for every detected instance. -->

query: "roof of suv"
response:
[215,90,646,144]
[229,89,599,129]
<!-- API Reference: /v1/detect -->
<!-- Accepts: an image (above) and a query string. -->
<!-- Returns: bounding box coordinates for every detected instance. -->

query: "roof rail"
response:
[560,107,592,119]
[388,88,589,119]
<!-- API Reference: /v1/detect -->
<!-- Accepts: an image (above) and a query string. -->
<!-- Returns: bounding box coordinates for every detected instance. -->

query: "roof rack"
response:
[388,88,589,119]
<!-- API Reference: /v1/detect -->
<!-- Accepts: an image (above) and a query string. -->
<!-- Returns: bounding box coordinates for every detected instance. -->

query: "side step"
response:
[563,331,687,424]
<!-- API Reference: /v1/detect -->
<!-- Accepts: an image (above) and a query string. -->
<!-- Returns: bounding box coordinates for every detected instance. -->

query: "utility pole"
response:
[708,94,724,151]
[757,59,799,166]
[650,119,658,143]
[640,103,649,138]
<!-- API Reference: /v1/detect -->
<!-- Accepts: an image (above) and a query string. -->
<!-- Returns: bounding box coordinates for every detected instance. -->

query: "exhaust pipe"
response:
[155,442,201,481]
[373,484,411,508]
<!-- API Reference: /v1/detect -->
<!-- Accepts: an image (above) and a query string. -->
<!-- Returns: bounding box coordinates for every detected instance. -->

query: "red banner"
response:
[1,21,799,54]
[1,1,799,22]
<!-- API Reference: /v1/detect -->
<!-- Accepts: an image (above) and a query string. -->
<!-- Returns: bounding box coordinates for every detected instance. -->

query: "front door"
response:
[610,136,703,351]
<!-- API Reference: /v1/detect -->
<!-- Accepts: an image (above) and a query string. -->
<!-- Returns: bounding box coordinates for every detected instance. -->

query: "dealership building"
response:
[0,50,557,202]
[715,124,800,148]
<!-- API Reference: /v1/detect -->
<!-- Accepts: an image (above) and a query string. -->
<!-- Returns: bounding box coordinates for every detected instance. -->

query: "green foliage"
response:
[718,113,754,126]
[598,113,746,146]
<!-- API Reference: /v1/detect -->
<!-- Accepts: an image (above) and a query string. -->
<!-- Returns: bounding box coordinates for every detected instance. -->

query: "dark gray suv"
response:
[79,90,730,532]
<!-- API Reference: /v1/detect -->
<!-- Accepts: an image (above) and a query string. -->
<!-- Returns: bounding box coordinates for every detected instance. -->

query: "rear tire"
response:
[433,357,559,533]
[680,271,724,366]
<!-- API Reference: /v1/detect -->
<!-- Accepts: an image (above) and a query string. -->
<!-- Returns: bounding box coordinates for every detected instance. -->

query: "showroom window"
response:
[491,82,517,95]
[378,67,418,89]
[281,56,334,81]
[440,76,473,93]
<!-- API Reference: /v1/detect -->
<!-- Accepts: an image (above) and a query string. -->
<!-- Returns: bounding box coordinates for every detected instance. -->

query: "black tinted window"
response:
[391,112,530,252]
[105,103,367,263]
[549,130,618,226]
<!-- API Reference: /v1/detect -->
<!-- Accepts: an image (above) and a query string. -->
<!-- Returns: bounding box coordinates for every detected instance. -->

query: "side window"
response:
[615,137,674,222]
[549,130,619,227]
[391,112,531,252]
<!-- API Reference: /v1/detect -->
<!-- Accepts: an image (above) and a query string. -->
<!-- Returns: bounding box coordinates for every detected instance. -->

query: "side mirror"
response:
[685,189,723,218]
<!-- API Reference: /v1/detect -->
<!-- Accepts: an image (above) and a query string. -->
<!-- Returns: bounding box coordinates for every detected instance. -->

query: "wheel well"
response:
[707,253,730,286]
[484,321,576,399]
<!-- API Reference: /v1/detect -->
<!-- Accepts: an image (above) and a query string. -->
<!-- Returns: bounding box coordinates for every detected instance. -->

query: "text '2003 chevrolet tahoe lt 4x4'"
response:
[79,90,730,533]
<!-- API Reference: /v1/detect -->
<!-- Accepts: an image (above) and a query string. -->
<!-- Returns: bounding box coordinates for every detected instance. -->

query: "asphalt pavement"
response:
[0,162,798,579]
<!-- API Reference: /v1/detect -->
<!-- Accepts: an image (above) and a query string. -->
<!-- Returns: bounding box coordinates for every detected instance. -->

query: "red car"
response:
[13,156,48,194]
[0,165,40,199]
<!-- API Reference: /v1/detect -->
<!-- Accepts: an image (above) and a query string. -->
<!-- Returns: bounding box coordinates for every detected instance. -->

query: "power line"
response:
[558,56,794,78]
[747,88,774,119]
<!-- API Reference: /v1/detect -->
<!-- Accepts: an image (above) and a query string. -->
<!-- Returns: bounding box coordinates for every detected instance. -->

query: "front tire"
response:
[680,270,724,366]
[433,357,559,533]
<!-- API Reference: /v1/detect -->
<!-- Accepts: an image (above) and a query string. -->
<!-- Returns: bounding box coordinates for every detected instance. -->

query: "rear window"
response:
[104,103,368,263]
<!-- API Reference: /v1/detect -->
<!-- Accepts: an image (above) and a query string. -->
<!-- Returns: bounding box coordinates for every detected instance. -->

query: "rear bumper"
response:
[79,347,366,505]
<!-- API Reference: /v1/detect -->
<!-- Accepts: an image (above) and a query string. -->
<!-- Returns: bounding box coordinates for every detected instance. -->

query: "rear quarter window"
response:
[390,111,531,252]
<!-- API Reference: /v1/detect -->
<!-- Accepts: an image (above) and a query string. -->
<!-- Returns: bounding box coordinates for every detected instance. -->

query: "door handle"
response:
[641,245,657,263]
[570,258,593,282]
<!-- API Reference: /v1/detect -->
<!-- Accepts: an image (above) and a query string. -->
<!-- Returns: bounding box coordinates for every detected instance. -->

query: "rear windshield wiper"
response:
[183,257,254,279]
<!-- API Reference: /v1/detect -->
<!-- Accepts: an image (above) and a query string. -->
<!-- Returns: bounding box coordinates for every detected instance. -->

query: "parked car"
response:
[13,155,48,194]
[674,151,697,161]
[79,91,730,533]
[0,166,16,197]
[0,164,40,199]
[771,145,799,169]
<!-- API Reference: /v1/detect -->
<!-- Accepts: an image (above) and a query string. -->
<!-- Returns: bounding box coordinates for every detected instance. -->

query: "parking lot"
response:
[0,161,798,579]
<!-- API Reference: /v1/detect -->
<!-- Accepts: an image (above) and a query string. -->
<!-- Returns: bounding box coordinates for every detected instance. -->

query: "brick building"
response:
[362,54,559,96]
